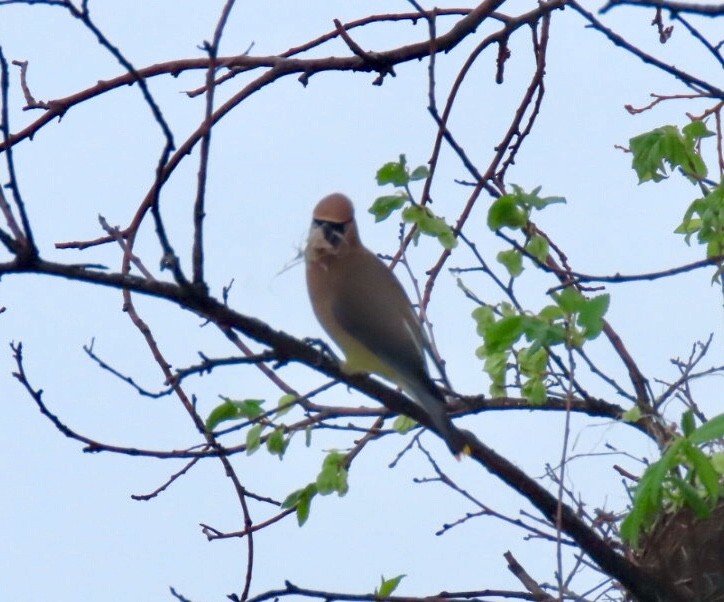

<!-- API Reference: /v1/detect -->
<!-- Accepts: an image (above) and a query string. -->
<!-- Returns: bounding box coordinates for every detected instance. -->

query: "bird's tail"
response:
[403,375,469,457]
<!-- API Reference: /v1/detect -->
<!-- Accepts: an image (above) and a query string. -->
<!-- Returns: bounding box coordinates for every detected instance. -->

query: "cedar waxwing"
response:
[305,193,466,455]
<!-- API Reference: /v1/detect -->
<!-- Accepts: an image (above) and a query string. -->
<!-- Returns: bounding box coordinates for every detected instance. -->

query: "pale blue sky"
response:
[2,2,721,601]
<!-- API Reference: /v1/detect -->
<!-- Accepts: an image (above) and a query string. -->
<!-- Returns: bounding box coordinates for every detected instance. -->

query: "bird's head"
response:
[306,193,360,260]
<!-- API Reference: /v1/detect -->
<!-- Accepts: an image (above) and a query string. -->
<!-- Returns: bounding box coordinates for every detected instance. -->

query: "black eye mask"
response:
[313,219,349,246]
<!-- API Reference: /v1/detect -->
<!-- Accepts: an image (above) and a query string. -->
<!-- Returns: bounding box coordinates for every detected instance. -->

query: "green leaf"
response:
[711,453,724,475]
[500,301,517,317]
[682,120,714,142]
[577,293,610,339]
[276,393,297,418]
[689,413,724,445]
[674,217,702,236]
[525,234,549,263]
[538,304,563,322]
[393,415,417,434]
[401,205,457,249]
[497,249,524,277]
[436,229,458,250]
[282,484,318,526]
[521,188,566,210]
[376,156,409,186]
[206,401,239,432]
[683,443,720,501]
[409,165,430,181]
[369,194,407,222]
[484,315,526,353]
[487,195,527,230]
[281,488,304,509]
[523,319,567,348]
[707,239,723,259]
[316,451,349,496]
[375,574,406,598]
[266,428,286,457]
[484,351,508,395]
[622,439,687,546]
[471,306,495,336]
[522,377,547,406]
[677,197,707,243]
[629,124,710,184]
[676,183,724,259]
[518,346,548,376]
[630,126,674,183]
[671,476,711,519]
[295,489,314,525]
[566,329,585,349]
[554,287,586,314]
[237,399,264,418]
[621,407,642,423]
[681,409,696,437]
[504,184,566,210]
[657,438,687,474]
[620,506,645,548]
[401,204,424,226]
[245,424,264,455]
[206,398,264,431]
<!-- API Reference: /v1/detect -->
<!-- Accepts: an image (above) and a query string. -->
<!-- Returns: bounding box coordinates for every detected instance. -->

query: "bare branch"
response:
[0,48,36,257]
[571,1,724,98]
[601,0,724,17]
[504,552,556,602]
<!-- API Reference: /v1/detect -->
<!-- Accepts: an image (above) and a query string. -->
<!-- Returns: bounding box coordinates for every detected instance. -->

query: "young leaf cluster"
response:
[629,122,713,184]
[629,121,723,277]
[281,451,350,526]
[487,184,566,231]
[473,186,607,404]
[675,181,724,263]
[472,288,609,404]
[621,411,724,548]
[206,397,266,432]
[392,414,417,434]
[486,185,564,276]
[369,155,457,249]
[373,574,406,599]
[205,393,298,458]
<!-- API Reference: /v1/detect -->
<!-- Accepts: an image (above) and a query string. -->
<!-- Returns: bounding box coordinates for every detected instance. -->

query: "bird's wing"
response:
[331,249,432,386]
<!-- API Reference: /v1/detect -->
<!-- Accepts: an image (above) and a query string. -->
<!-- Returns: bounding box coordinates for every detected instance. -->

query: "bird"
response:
[304,192,467,455]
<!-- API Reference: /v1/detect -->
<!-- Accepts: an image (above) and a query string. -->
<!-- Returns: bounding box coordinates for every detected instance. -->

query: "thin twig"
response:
[0,49,36,257]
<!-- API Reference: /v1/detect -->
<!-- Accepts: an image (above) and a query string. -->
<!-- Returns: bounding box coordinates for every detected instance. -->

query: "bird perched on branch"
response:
[304,192,467,456]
